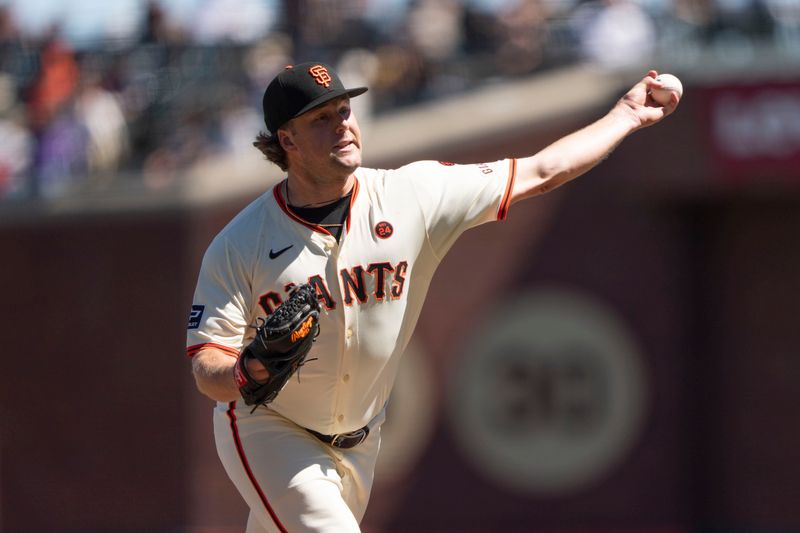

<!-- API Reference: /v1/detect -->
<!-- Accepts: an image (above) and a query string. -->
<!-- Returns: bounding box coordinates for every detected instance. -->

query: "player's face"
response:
[285,96,362,180]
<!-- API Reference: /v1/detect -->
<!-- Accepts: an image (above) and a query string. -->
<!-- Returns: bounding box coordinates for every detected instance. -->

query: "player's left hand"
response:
[234,284,321,409]
[612,70,679,132]
[245,357,270,382]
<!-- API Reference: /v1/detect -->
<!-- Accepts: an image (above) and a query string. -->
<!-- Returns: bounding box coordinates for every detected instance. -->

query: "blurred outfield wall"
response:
[1,66,800,532]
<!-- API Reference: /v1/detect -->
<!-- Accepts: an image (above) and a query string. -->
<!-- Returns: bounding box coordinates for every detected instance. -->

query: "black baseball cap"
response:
[262,62,368,134]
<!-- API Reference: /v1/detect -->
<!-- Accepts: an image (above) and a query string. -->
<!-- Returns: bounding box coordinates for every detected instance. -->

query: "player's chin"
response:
[331,150,361,171]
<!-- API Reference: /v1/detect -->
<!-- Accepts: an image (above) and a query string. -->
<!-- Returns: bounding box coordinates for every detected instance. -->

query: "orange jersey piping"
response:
[497,159,516,221]
[186,342,240,358]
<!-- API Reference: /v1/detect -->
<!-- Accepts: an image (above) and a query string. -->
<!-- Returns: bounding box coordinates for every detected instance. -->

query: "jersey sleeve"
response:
[400,159,517,258]
[185,234,252,358]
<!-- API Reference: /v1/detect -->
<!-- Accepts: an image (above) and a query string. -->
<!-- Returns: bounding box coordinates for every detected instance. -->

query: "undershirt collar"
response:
[289,192,352,242]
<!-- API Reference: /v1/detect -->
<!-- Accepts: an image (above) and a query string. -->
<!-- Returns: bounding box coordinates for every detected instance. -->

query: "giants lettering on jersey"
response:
[258,259,409,315]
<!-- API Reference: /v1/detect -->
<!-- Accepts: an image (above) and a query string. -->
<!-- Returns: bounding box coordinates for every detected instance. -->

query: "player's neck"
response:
[284,174,356,208]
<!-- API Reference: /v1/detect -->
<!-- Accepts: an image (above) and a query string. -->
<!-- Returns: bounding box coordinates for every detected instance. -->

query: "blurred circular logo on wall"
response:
[447,287,648,496]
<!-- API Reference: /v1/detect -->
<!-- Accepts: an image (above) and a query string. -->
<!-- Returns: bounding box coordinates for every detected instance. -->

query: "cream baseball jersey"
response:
[187,159,517,435]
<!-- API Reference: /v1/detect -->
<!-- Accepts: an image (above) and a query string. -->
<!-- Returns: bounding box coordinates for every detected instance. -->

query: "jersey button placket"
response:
[331,240,352,429]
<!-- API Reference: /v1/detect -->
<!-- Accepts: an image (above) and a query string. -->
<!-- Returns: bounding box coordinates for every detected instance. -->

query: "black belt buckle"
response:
[329,427,369,449]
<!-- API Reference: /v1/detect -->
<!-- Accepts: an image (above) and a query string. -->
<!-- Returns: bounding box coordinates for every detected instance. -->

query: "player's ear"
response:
[278,129,296,152]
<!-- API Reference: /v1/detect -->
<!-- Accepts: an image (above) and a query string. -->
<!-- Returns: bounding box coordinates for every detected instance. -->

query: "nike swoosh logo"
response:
[269,245,293,259]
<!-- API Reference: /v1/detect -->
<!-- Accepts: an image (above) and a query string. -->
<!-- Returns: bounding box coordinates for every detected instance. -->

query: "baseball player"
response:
[187,62,679,532]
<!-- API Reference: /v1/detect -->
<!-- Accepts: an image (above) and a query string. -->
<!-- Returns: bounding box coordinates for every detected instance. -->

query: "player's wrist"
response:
[233,355,250,389]
[606,104,642,134]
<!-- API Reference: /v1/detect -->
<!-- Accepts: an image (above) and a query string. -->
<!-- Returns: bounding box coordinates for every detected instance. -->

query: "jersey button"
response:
[343,374,350,383]
[345,328,353,339]
[337,414,344,422]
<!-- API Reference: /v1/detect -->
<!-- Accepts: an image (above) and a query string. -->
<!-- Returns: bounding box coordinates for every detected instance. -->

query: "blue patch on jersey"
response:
[188,305,205,329]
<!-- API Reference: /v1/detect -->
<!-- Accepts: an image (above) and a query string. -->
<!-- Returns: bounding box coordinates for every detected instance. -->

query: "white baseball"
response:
[650,73,683,106]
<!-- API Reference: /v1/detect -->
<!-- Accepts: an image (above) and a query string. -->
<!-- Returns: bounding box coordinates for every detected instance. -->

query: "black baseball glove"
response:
[233,284,320,409]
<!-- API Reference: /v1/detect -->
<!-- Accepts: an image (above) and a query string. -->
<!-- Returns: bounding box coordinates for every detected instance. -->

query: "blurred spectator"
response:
[494,0,551,77]
[142,108,218,189]
[193,0,278,44]
[0,5,21,42]
[242,34,294,104]
[644,0,713,64]
[671,0,716,33]
[284,0,378,61]
[0,74,32,199]
[371,44,428,111]
[25,33,79,130]
[574,0,656,69]
[363,0,414,37]
[141,1,188,44]
[711,0,774,38]
[407,0,464,63]
[74,74,130,184]
[31,105,89,199]
[405,0,470,98]
[20,31,88,198]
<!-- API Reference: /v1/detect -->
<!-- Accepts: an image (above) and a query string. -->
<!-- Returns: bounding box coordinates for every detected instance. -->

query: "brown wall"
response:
[0,204,251,532]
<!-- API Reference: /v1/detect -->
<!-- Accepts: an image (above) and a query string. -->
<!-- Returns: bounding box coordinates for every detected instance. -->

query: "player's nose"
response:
[335,120,348,134]
[335,108,354,132]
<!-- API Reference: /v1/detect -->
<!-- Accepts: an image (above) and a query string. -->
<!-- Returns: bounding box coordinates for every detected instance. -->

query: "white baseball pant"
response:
[213,402,384,532]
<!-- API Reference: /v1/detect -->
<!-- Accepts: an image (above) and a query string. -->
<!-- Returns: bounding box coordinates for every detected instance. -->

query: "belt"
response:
[306,425,370,449]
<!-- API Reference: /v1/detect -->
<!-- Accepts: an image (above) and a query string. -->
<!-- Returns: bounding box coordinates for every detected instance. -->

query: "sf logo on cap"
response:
[309,65,332,88]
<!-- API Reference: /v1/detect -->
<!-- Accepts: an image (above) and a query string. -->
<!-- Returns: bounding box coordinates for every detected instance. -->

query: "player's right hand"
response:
[614,70,679,132]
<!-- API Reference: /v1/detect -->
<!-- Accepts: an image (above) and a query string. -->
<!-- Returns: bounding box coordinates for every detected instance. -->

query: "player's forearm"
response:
[191,348,241,402]
[512,106,639,202]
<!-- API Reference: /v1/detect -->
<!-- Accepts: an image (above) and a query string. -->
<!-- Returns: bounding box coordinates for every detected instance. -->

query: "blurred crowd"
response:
[0,0,798,202]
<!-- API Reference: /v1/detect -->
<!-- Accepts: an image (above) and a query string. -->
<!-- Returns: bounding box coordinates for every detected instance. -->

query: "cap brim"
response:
[293,87,368,121]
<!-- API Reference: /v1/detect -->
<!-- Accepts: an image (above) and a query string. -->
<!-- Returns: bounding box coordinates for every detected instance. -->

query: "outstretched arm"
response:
[511,70,679,204]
